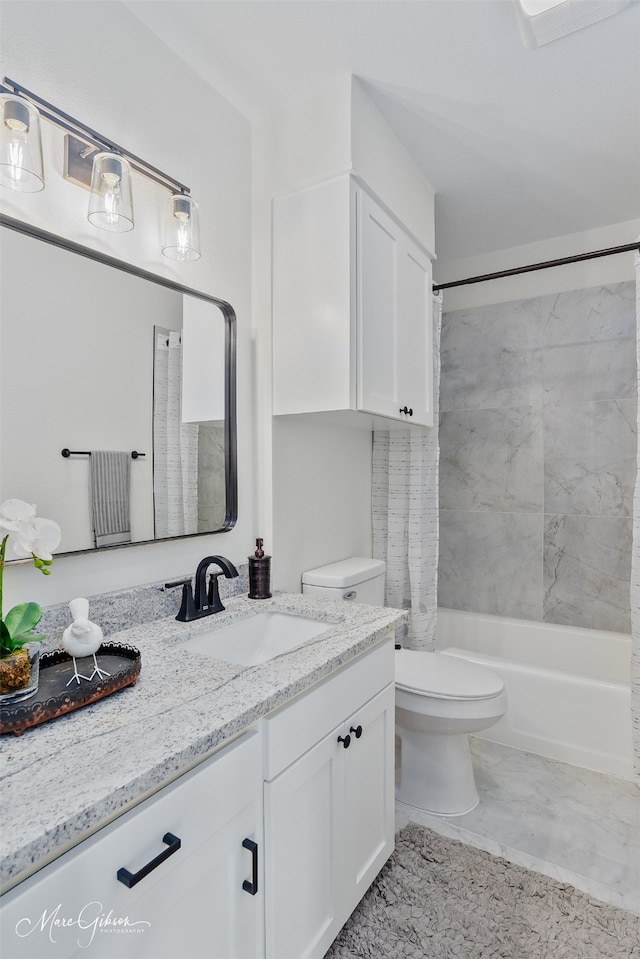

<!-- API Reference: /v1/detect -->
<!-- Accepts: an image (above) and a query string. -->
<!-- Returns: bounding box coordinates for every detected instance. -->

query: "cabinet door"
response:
[356,188,400,422]
[357,188,433,427]
[0,734,263,959]
[396,238,433,427]
[342,683,395,916]
[264,728,342,959]
[264,679,396,959]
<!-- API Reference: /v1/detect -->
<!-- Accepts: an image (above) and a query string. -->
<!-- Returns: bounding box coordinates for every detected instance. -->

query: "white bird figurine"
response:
[63,598,109,686]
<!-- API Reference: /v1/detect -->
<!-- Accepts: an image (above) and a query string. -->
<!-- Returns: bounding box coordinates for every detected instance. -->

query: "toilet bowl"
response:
[302,557,507,817]
[395,648,507,815]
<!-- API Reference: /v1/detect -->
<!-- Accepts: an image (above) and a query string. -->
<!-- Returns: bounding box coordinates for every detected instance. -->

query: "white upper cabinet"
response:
[272,174,434,427]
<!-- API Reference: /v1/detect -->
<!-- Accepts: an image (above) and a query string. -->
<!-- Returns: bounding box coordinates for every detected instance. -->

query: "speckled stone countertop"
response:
[0,592,404,892]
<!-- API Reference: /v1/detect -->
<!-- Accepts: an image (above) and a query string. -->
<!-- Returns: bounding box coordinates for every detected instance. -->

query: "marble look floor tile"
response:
[439,406,543,512]
[396,739,640,916]
[544,513,632,631]
[543,399,637,517]
[438,510,543,619]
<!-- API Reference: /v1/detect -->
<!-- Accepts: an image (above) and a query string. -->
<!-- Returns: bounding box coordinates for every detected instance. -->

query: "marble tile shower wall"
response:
[438,282,636,633]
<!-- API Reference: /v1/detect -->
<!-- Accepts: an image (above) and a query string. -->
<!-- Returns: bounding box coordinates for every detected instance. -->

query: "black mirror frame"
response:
[0,213,238,556]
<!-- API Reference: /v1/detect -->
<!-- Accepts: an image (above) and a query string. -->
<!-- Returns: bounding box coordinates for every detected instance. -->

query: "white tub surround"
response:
[437,608,634,781]
[0,593,404,892]
[439,281,636,633]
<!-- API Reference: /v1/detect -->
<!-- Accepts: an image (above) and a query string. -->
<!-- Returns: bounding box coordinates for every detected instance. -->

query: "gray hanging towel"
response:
[90,451,132,547]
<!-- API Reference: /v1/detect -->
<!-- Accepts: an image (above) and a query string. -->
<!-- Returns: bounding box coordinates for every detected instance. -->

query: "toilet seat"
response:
[396,649,504,700]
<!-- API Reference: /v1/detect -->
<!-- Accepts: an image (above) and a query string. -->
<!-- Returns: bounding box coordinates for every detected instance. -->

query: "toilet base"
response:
[395,725,480,816]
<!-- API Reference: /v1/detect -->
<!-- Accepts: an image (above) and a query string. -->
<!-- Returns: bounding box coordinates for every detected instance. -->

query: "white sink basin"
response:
[178,611,332,666]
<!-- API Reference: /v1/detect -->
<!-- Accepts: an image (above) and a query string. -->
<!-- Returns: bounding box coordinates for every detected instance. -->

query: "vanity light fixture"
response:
[0,92,44,193]
[87,152,135,233]
[162,193,201,262]
[0,78,201,259]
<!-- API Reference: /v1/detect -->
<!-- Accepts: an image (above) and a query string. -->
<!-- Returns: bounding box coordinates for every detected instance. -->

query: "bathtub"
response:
[436,608,634,781]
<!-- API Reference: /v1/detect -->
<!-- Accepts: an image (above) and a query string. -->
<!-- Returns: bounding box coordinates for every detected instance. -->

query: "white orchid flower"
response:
[10,518,62,562]
[0,498,37,531]
[0,499,62,561]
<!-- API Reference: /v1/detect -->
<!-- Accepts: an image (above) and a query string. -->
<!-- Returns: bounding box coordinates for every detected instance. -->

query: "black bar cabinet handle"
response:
[116,832,181,888]
[242,838,259,895]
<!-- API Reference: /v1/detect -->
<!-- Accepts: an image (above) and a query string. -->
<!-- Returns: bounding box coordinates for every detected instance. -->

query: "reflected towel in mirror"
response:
[90,450,131,547]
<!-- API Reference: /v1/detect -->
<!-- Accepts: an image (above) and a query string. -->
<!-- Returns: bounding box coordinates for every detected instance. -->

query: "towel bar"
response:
[61,449,145,459]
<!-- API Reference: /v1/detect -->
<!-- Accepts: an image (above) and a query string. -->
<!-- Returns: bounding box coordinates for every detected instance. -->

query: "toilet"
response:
[302,557,507,817]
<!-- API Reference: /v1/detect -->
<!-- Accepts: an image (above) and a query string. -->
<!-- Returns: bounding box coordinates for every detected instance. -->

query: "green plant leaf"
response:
[9,630,45,645]
[4,603,43,639]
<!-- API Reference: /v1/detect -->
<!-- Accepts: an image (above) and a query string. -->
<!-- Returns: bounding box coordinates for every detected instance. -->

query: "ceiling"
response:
[125,0,640,265]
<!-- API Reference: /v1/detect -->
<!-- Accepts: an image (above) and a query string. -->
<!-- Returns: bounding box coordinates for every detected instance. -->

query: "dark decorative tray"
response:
[0,643,141,736]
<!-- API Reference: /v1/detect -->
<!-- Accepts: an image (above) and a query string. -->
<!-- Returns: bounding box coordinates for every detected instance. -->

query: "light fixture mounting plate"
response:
[63,134,100,191]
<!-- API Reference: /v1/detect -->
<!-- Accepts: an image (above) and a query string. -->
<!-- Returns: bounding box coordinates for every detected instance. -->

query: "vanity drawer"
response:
[262,635,394,780]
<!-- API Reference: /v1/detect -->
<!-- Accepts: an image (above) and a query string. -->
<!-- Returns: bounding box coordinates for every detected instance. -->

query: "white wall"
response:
[272,417,373,592]
[438,219,640,311]
[351,78,435,257]
[0,1,254,610]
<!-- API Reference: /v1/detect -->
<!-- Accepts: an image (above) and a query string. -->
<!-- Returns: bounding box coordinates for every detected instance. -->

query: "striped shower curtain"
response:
[632,248,640,781]
[153,330,199,538]
[372,294,442,650]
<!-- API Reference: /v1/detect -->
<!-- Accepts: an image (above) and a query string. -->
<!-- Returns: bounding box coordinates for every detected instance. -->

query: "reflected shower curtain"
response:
[632,248,640,781]
[153,330,199,538]
[372,294,442,650]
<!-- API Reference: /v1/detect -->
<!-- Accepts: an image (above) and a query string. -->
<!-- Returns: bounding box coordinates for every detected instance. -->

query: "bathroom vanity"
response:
[0,594,402,959]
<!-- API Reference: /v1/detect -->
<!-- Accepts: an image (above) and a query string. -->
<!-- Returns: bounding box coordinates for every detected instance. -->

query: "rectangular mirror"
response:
[0,215,237,557]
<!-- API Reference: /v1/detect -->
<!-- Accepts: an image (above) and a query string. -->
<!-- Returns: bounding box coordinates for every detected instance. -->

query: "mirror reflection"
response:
[0,219,237,556]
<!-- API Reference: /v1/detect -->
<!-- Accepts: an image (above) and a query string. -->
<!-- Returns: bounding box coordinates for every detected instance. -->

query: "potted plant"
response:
[0,499,61,703]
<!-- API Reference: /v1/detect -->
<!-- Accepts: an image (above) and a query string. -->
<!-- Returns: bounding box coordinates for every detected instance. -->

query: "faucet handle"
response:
[165,580,198,623]
[206,572,225,614]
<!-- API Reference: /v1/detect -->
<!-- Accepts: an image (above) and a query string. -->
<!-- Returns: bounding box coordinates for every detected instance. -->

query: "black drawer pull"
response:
[399,406,414,416]
[350,725,363,739]
[242,838,259,895]
[338,734,351,749]
[117,832,181,888]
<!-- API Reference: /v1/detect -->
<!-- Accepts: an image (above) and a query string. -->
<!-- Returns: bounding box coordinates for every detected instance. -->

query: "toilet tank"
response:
[302,557,386,605]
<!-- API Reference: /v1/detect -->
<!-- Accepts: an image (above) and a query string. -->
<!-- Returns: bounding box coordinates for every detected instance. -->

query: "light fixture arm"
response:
[0,77,190,196]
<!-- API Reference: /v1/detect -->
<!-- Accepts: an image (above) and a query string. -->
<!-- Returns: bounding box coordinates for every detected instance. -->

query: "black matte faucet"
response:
[167,555,239,622]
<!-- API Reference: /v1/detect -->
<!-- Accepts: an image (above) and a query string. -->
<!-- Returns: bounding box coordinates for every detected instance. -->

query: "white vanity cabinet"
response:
[262,639,395,959]
[272,174,434,427]
[0,732,263,959]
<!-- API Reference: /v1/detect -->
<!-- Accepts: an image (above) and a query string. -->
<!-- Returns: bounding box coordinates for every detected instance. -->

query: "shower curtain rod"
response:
[432,241,640,292]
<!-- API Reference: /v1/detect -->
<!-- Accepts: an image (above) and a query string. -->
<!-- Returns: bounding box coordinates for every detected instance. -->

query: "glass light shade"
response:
[162,194,201,261]
[0,94,45,193]
[87,152,134,232]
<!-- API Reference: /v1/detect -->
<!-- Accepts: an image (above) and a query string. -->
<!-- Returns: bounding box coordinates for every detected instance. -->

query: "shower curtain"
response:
[153,330,199,538]
[372,294,442,650]
[632,247,640,781]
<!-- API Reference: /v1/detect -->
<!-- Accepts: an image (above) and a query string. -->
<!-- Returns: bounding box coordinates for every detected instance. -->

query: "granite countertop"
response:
[0,592,404,892]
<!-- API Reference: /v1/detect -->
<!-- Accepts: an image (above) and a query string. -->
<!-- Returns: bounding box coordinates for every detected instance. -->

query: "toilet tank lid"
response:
[302,557,386,588]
